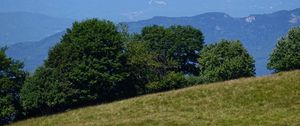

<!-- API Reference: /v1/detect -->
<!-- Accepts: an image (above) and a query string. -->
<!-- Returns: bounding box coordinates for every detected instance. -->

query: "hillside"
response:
[0,12,71,45]
[10,70,300,126]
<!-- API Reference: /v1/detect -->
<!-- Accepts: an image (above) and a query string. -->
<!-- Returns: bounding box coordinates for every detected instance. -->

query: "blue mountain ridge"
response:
[126,8,300,75]
[6,8,300,75]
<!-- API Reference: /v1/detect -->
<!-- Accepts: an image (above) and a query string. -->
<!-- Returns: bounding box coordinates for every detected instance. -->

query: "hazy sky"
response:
[0,0,299,21]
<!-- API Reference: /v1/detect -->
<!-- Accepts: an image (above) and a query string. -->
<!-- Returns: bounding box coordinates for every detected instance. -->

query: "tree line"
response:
[1,19,299,125]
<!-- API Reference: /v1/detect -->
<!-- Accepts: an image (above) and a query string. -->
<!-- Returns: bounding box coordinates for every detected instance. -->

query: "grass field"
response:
[10,70,300,126]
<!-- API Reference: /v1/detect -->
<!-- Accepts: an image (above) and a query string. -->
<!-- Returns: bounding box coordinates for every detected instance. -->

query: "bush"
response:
[198,40,255,82]
[268,27,300,72]
[186,76,209,86]
[146,72,187,93]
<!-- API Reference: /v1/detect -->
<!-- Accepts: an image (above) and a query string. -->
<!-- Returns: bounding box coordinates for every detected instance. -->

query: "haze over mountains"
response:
[0,0,299,22]
[6,32,65,71]
[0,12,72,45]
[3,8,300,75]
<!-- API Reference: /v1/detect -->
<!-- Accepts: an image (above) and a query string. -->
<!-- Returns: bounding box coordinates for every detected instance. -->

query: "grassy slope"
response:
[11,71,300,126]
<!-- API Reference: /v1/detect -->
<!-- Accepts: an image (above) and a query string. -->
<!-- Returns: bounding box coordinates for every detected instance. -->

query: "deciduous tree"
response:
[198,40,255,82]
[268,27,300,72]
[20,19,128,115]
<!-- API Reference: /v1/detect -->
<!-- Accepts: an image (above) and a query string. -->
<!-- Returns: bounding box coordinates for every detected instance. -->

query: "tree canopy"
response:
[141,25,204,75]
[198,40,255,82]
[124,41,161,94]
[20,19,128,115]
[0,47,26,124]
[268,27,300,72]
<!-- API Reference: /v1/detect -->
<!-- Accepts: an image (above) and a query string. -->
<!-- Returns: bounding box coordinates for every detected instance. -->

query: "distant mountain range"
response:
[0,12,72,45]
[126,8,300,75]
[6,32,64,71]
[4,8,300,75]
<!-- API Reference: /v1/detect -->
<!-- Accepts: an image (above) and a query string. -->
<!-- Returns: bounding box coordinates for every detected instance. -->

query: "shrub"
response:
[146,72,187,93]
[186,76,209,86]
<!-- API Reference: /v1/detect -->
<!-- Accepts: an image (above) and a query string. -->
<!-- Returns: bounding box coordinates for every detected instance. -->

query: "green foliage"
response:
[20,19,128,115]
[146,72,187,93]
[125,25,203,94]
[0,47,26,124]
[124,24,203,94]
[125,41,161,94]
[141,25,204,75]
[268,27,300,72]
[20,67,74,115]
[198,40,255,82]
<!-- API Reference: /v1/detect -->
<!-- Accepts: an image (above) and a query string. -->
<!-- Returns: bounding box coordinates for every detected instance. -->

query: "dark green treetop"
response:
[141,25,204,75]
[198,40,255,82]
[20,19,128,115]
[268,27,300,72]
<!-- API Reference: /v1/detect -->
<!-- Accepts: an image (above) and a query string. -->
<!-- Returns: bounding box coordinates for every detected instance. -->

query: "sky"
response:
[0,0,299,22]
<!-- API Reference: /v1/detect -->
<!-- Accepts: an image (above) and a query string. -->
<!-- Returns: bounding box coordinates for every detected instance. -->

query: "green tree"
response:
[0,47,26,124]
[198,40,255,82]
[126,25,203,93]
[20,19,128,115]
[124,41,161,94]
[141,25,204,75]
[268,27,300,72]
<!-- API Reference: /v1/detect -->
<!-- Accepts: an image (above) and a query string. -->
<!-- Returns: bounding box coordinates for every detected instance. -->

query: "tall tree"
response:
[20,19,128,115]
[268,27,300,72]
[0,47,26,124]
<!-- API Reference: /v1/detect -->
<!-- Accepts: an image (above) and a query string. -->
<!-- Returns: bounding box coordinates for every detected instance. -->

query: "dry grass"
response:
[10,70,300,126]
